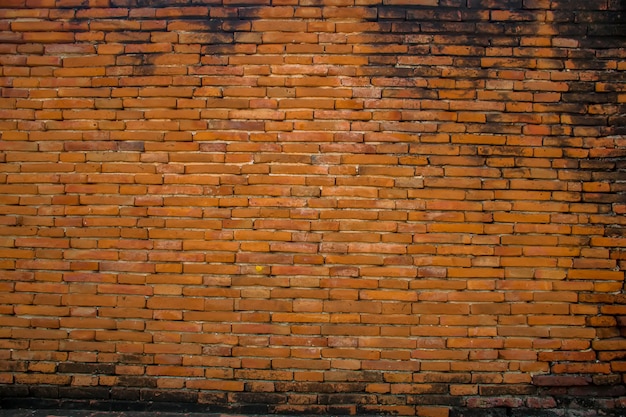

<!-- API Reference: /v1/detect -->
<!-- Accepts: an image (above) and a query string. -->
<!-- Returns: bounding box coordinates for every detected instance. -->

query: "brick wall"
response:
[1,0,626,415]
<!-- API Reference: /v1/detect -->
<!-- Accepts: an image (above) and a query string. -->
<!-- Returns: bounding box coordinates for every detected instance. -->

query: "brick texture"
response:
[0,0,625,415]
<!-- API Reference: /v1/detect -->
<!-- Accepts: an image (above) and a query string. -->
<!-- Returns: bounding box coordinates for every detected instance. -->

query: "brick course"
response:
[1,0,626,415]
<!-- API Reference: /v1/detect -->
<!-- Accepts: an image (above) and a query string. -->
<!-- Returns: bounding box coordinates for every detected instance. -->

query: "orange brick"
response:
[0,0,624,412]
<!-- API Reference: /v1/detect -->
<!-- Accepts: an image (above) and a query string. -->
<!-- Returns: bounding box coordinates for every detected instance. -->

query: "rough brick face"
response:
[0,0,626,415]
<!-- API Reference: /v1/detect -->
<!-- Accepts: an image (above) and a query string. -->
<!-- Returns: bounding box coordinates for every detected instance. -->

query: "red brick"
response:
[0,0,624,412]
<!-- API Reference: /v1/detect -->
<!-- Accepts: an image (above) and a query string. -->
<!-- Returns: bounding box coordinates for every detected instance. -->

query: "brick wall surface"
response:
[0,0,625,416]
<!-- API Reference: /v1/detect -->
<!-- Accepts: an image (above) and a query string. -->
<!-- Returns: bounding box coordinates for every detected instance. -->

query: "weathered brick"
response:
[0,0,625,414]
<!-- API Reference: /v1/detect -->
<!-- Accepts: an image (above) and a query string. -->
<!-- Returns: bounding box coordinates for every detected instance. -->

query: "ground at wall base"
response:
[1,397,626,417]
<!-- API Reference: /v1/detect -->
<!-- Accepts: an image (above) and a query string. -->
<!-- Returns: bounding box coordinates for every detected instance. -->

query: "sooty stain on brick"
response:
[133,0,186,7]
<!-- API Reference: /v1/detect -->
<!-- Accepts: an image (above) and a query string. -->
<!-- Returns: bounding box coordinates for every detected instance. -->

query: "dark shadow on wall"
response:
[366,0,626,402]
